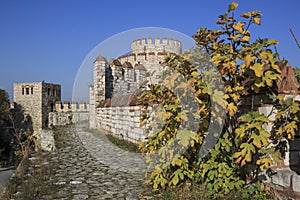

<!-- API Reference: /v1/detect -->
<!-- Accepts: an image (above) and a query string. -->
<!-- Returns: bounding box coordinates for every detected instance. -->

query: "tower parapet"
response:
[131,37,182,55]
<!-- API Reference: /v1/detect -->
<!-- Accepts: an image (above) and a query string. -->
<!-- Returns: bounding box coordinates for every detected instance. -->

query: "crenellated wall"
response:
[48,101,90,126]
[131,37,181,55]
[55,101,89,112]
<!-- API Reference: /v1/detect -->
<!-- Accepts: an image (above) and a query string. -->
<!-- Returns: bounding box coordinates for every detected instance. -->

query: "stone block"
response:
[271,170,293,188]
[293,174,300,192]
[40,129,56,152]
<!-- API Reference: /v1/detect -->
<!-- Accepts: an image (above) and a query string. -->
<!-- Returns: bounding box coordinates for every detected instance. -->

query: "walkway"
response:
[6,125,149,200]
[0,167,14,195]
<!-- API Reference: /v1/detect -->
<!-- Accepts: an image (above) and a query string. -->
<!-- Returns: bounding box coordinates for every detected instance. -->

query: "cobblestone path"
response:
[8,125,150,200]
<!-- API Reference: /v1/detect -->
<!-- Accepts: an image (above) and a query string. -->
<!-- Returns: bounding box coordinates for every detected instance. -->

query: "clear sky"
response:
[0,0,300,101]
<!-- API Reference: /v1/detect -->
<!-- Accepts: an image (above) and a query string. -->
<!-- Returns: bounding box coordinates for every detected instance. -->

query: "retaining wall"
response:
[96,106,146,143]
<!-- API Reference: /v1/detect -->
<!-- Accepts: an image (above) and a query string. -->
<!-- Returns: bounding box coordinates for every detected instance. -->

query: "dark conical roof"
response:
[134,63,147,71]
[109,59,122,66]
[122,61,133,69]
[277,60,300,95]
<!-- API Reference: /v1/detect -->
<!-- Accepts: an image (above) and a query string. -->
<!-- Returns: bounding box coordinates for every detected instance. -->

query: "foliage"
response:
[0,88,9,120]
[293,67,300,85]
[138,2,297,199]
[0,88,11,164]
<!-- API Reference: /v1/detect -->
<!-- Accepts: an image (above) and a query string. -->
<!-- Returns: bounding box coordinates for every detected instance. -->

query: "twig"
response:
[290,28,300,49]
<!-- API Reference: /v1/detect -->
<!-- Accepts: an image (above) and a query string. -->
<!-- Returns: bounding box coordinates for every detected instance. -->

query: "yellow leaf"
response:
[253,17,261,25]
[235,127,245,139]
[228,2,238,11]
[172,159,182,167]
[250,63,264,77]
[232,34,241,42]
[240,12,251,18]
[244,54,255,67]
[233,22,245,33]
[245,152,252,162]
[251,131,270,148]
[227,102,237,116]
[140,120,147,126]
[256,158,272,169]
[234,156,242,164]
[241,35,250,42]
[191,71,201,77]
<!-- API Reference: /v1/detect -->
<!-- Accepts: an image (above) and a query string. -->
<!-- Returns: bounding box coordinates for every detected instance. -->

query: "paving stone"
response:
[9,124,149,199]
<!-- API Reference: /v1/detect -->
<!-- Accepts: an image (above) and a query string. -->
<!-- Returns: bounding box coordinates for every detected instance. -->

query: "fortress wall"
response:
[50,101,89,126]
[96,106,146,143]
[49,112,89,126]
[55,101,89,113]
[118,52,167,66]
[131,37,182,55]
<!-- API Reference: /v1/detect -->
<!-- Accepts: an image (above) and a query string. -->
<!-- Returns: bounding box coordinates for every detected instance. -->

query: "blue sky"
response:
[0,0,300,101]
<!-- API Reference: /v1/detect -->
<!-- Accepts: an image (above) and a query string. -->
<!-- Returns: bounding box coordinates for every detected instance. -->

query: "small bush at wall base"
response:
[89,128,140,153]
[105,134,140,153]
[140,181,276,200]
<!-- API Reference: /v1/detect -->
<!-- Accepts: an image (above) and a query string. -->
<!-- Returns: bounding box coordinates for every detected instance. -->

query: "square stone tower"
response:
[13,81,61,131]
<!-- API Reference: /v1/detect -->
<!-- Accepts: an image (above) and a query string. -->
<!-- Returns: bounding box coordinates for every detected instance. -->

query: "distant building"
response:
[13,81,61,131]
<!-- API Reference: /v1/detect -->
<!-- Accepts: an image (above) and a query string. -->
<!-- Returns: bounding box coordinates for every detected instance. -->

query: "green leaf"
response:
[251,130,270,148]
[172,174,179,185]
[176,129,196,146]
[172,158,182,167]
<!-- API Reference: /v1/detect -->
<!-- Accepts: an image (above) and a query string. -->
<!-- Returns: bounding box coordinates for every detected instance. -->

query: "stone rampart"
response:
[96,106,145,143]
[49,112,89,126]
[55,101,89,113]
[131,37,181,55]
[49,101,89,126]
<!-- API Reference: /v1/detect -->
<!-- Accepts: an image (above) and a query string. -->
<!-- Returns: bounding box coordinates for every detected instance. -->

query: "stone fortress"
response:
[89,37,182,141]
[10,36,300,198]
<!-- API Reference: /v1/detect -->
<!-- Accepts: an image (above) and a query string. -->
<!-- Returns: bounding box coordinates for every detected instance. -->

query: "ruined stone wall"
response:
[96,106,145,143]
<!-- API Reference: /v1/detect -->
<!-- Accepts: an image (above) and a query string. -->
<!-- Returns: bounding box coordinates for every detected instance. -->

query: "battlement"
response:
[55,101,89,113]
[131,37,182,55]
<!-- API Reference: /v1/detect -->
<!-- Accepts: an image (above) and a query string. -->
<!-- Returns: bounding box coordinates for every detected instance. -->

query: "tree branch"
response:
[290,28,300,49]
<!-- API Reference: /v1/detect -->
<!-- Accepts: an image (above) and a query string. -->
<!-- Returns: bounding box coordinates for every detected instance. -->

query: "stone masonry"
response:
[48,101,89,127]
[89,37,182,140]
[13,81,61,131]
